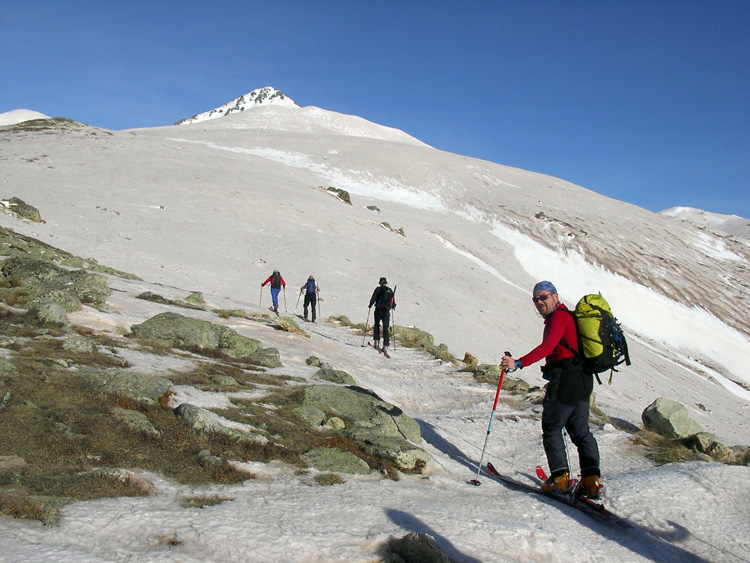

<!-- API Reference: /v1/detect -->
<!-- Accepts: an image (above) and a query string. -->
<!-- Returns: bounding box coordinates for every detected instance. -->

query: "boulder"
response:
[642,397,703,439]
[30,299,69,327]
[300,385,430,471]
[314,367,356,385]
[345,431,431,471]
[386,532,450,563]
[4,197,42,223]
[62,335,97,354]
[294,405,327,426]
[173,403,269,445]
[111,407,161,438]
[80,369,172,406]
[301,385,421,443]
[130,312,277,365]
[302,446,370,474]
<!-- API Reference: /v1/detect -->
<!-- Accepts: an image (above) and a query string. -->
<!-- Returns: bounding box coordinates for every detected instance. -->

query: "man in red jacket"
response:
[501,281,601,499]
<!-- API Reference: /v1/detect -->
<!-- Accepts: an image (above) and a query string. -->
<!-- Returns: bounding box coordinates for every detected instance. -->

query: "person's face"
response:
[532,291,558,316]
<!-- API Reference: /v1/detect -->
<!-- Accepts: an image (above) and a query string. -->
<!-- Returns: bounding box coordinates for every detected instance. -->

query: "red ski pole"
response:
[470,351,510,486]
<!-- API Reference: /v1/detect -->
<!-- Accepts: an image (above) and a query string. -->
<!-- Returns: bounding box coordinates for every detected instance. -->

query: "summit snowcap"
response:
[176,87,298,125]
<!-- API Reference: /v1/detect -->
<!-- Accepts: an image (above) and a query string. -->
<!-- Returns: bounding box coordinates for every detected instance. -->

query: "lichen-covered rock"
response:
[301,385,421,443]
[642,397,703,439]
[62,335,97,354]
[173,403,269,445]
[3,197,42,222]
[300,384,430,471]
[314,367,356,385]
[111,407,161,438]
[294,405,327,426]
[249,347,282,368]
[302,446,370,474]
[130,312,271,363]
[1,256,110,311]
[80,369,172,406]
[345,431,431,471]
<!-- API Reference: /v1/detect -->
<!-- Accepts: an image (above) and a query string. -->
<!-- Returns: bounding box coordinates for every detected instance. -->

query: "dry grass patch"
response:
[180,494,234,509]
[632,430,706,465]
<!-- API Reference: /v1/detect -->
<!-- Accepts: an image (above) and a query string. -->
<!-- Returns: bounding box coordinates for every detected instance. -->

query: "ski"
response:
[486,463,632,529]
[367,341,390,358]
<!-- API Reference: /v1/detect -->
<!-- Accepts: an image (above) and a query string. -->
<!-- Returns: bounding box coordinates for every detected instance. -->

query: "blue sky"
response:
[2,1,748,217]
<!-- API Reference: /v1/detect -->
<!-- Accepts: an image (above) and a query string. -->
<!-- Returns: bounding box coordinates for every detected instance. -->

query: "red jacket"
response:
[262,273,286,289]
[519,303,577,368]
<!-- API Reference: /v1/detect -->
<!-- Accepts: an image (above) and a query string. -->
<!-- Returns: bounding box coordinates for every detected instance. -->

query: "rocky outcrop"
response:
[1,256,111,311]
[300,385,429,471]
[473,363,531,394]
[173,403,268,445]
[111,407,161,439]
[2,197,42,222]
[80,368,173,406]
[129,312,281,367]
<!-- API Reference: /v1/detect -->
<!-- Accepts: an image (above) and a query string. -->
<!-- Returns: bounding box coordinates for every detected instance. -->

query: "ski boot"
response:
[541,472,572,494]
[575,475,603,500]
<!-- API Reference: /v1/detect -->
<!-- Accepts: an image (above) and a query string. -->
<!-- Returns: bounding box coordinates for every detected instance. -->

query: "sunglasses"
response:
[532,294,553,303]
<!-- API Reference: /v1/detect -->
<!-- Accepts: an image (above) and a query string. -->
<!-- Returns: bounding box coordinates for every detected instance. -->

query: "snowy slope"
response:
[0,273,745,562]
[1,105,748,446]
[0,96,748,561]
[661,206,750,239]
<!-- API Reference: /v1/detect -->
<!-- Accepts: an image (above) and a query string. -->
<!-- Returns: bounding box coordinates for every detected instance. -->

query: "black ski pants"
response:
[373,309,390,346]
[541,363,600,479]
[303,294,317,321]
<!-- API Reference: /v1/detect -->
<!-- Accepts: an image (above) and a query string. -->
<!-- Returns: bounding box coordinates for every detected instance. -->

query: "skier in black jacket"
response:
[368,277,395,351]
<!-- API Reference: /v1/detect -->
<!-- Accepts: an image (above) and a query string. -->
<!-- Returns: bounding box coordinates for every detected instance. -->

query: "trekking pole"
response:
[283,286,287,312]
[391,310,396,350]
[392,285,397,349]
[294,290,302,314]
[316,289,321,319]
[361,308,371,347]
[562,428,573,479]
[470,351,510,486]
[259,285,263,307]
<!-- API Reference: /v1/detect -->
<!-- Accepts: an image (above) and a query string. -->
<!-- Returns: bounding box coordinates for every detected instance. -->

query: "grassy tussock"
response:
[632,430,706,465]
[180,494,234,509]
[314,473,345,486]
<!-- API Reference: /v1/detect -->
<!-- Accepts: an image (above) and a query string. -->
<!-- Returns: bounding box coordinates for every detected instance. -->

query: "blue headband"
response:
[533,280,557,294]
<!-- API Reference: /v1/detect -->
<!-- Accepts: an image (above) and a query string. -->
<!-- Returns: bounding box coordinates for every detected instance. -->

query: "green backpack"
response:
[563,294,631,384]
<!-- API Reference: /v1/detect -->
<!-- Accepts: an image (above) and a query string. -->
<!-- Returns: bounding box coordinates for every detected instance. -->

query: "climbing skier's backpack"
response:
[305,278,316,294]
[377,286,395,310]
[564,294,631,384]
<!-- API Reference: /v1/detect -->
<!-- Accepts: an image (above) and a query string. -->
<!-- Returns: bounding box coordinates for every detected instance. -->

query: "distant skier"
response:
[299,275,319,322]
[368,277,395,351]
[501,281,602,499]
[261,270,286,314]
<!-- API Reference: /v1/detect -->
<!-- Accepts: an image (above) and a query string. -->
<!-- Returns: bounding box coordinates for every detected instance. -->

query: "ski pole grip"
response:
[502,351,517,373]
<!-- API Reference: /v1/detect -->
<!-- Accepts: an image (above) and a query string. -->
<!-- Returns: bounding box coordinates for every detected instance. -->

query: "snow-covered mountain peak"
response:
[170,89,429,147]
[175,87,298,125]
[0,109,51,126]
